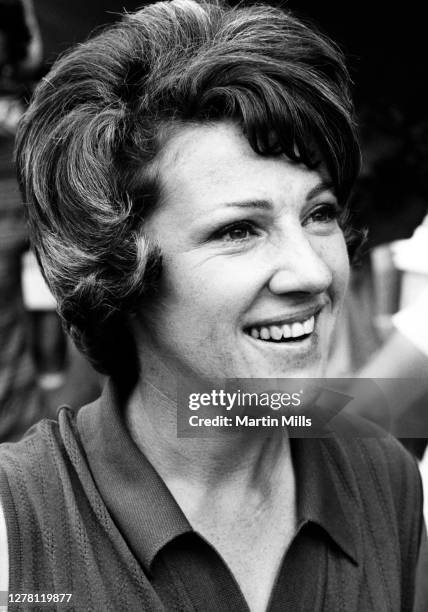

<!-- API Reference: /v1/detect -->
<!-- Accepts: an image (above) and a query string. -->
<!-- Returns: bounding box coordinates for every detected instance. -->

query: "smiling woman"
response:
[139,122,348,381]
[0,1,425,610]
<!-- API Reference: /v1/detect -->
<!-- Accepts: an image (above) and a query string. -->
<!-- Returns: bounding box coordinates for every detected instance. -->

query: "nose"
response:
[267,230,333,296]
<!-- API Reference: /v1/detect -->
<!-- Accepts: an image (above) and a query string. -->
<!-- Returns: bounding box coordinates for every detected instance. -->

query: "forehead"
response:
[154,121,331,219]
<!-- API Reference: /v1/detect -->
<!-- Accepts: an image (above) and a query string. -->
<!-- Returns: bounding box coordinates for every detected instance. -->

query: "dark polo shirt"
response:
[73,381,418,611]
[0,379,425,610]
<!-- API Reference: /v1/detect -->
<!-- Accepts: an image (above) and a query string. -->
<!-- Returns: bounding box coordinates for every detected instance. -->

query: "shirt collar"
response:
[77,380,192,573]
[292,436,360,565]
[77,380,360,572]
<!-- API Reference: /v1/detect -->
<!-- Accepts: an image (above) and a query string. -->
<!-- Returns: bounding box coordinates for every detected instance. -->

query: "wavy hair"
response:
[16,0,361,375]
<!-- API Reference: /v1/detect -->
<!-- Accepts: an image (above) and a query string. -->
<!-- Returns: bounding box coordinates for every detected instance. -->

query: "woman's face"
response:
[138,121,349,381]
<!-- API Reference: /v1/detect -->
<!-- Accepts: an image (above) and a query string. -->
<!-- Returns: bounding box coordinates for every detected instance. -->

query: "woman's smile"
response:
[138,121,349,381]
[244,302,324,340]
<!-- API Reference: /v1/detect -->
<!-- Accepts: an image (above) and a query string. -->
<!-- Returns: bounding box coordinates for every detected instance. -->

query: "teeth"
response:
[260,327,270,340]
[282,324,292,339]
[291,322,304,338]
[269,325,283,340]
[248,315,315,341]
[303,316,315,334]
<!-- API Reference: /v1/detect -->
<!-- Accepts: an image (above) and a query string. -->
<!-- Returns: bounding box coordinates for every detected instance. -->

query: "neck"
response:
[125,348,293,501]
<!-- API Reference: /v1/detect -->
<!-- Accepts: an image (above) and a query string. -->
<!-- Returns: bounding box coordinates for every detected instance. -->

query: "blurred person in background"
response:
[327,107,428,456]
[345,214,428,442]
[0,0,101,441]
[0,0,44,440]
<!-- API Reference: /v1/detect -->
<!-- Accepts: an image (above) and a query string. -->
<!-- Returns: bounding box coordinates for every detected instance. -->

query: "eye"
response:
[215,221,258,242]
[306,203,340,225]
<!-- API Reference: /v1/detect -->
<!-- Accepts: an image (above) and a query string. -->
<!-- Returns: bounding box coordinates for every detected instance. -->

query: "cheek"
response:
[315,232,350,299]
[154,256,232,332]
[330,235,350,300]
[162,253,257,307]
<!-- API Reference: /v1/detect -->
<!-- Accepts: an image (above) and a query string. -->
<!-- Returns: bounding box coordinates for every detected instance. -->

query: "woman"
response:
[0,1,425,610]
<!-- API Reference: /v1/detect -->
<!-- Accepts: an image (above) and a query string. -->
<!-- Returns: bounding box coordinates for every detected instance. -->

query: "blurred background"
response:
[1,0,428,461]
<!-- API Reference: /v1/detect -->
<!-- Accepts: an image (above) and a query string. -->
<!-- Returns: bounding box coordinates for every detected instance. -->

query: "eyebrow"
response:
[307,181,335,199]
[224,199,273,210]
[222,181,335,211]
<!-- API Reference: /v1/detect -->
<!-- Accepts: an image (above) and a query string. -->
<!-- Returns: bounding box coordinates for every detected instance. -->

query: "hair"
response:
[16,0,361,376]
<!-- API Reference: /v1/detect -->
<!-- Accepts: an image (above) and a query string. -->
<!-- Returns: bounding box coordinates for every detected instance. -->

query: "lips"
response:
[244,305,323,343]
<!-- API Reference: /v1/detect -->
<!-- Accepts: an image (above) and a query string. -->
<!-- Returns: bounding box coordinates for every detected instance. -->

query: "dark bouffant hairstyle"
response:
[16,0,361,376]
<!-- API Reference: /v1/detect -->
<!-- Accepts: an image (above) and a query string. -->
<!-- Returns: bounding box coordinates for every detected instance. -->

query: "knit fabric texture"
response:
[0,403,424,611]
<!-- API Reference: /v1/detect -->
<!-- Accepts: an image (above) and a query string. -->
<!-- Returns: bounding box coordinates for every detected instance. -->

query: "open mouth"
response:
[244,314,315,343]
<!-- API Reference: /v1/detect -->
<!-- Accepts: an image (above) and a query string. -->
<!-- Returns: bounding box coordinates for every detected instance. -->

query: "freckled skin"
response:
[137,121,349,381]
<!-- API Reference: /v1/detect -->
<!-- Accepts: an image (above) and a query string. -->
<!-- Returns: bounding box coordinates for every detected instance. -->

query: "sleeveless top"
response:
[0,383,425,611]
[0,408,166,611]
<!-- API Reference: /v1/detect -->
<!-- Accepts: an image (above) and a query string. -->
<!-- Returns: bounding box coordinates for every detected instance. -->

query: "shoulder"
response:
[0,409,89,594]
[0,409,81,519]
[339,416,419,482]
[327,415,422,499]
[0,419,61,597]
[319,419,425,610]
[324,416,423,558]
[0,415,63,472]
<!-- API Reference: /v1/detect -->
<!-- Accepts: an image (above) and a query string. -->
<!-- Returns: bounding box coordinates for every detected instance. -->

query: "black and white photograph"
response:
[1,1,428,610]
